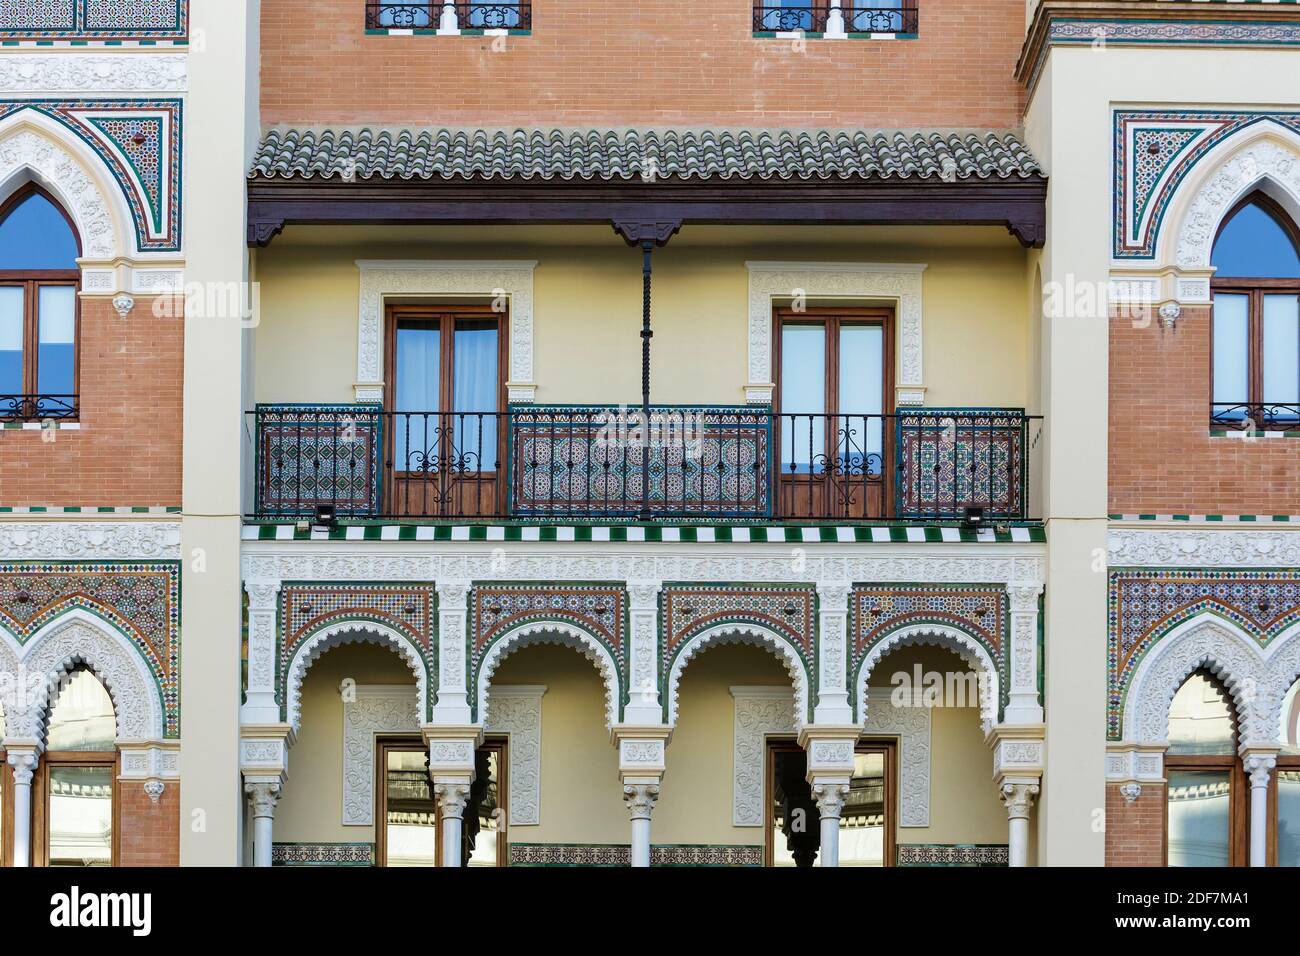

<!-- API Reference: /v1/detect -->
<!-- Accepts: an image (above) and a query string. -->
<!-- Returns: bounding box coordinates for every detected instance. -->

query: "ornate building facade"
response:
[0,0,1297,869]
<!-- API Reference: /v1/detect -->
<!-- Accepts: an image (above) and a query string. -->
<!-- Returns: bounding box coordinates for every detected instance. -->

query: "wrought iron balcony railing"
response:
[1211,403,1300,431]
[366,2,532,31]
[248,405,1038,523]
[0,395,78,423]
[752,3,918,35]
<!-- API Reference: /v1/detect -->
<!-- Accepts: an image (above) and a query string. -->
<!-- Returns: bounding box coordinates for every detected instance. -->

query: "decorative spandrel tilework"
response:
[660,583,816,689]
[469,583,627,713]
[278,583,437,718]
[254,405,383,517]
[895,409,1027,519]
[0,100,183,253]
[1107,569,1300,739]
[0,0,187,40]
[896,844,1008,867]
[0,562,180,737]
[850,584,1008,716]
[1114,110,1300,260]
[509,406,772,519]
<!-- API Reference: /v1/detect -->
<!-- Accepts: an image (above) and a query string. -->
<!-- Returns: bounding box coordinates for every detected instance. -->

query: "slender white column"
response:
[1000,781,1039,868]
[245,781,281,868]
[623,783,659,868]
[8,750,38,868]
[813,782,847,868]
[1244,753,1276,868]
[624,582,664,724]
[825,0,847,37]
[436,782,470,867]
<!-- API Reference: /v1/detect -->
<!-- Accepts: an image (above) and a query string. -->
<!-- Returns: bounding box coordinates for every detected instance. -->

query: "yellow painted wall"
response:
[253,225,1030,411]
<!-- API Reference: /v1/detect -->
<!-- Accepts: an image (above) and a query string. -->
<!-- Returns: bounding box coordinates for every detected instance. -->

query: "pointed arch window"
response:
[1210,192,1300,430]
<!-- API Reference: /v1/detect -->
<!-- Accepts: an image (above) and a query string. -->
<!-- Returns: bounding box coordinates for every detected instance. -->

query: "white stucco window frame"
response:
[744,261,927,407]
[354,259,538,404]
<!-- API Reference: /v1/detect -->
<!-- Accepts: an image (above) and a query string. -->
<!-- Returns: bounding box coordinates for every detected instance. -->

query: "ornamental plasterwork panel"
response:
[354,261,537,402]
[0,562,179,737]
[1110,529,1300,569]
[730,685,931,828]
[1108,569,1300,740]
[339,683,545,827]
[0,521,181,560]
[0,55,188,95]
[745,262,926,405]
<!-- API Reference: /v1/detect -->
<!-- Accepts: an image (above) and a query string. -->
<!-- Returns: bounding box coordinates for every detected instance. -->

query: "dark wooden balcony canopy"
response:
[246,127,1047,248]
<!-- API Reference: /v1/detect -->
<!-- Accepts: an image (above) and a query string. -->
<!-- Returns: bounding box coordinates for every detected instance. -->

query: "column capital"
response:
[626,579,663,608]
[1243,751,1278,789]
[987,724,1045,783]
[623,783,660,822]
[1006,581,1044,612]
[244,780,281,819]
[244,578,282,609]
[435,580,471,608]
[999,780,1040,821]
[798,725,860,777]
[812,781,849,820]
[434,781,470,820]
[423,724,484,778]
[6,748,39,786]
[815,581,852,607]
[612,724,671,784]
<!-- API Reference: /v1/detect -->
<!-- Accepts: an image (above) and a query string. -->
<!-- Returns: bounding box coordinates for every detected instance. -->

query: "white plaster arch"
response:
[1161,120,1300,273]
[476,620,620,728]
[854,623,1000,733]
[0,608,163,748]
[0,108,136,263]
[667,623,810,729]
[284,620,429,734]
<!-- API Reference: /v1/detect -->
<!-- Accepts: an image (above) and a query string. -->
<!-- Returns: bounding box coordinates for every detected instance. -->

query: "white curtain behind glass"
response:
[395,326,440,471]
[454,324,498,470]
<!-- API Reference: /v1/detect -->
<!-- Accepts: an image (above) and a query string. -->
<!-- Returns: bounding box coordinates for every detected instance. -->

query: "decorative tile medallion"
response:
[0,99,183,252]
[660,583,816,713]
[1107,569,1300,739]
[271,842,375,867]
[509,405,772,519]
[0,0,187,41]
[277,582,437,721]
[895,409,1028,519]
[850,583,1008,719]
[1114,110,1300,260]
[0,561,180,736]
[254,404,383,517]
[469,583,627,719]
[896,843,1008,867]
[507,843,763,867]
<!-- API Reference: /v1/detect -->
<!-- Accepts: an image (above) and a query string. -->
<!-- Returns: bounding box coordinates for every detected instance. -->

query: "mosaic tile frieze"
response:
[1107,569,1300,739]
[469,583,627,719]
[0,99,183,253]
[271,843,374,867]
[254,405,383,517]
[0,561,180,737]
[895,409,1028,519]
[1114,110,1300,260]
[0,0,187,40]
[277,583,437,721]
[660,584,816,708]
[896,844,1008,867]
[509,406,772,519]
[850,584,1008,718]
[508,844,763,867]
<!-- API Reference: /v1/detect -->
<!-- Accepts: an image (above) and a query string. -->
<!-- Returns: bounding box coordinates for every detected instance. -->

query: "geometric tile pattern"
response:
[0,0,187,41]
[896,844,1008,867]
[509,406,772,519]
[0,99,183,253]
[1107,569,1300,739]
[895,409,1028,519]
[254,405,383,517]
[850,583,1008,716]
[271,843,375,867]
[507,844,764,867]
[0,561,180,737]
[1113,110,1300,260]
[659,583,816,698]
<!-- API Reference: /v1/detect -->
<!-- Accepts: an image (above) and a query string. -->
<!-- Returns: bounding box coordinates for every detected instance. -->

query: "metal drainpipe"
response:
[639,239,654,521]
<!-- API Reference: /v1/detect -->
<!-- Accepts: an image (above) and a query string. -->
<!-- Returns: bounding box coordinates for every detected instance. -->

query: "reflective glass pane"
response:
[1212,201,1300,279]
[770,747,817,867]
[47,669,116,752]
[467,2,522,29]
[1167,672,1236,755]
[1281,679,1300,756]
[1279,771,1300,867]
[394,323,440,473]
[0,286,22,395]
[839,750,886,867]
[374,2,433,28]
[48,765,113,867]
[781,324,825,473]
[850,0,906,33]
[0,192,79,270]
[467,749,501,867]
[453,320,498,471]
[1262,294,1300,410]
[838,324,884,474]
[1212,294,1250,416]
[385,748,437,867]
[1167,769,1231,867]
[37,285,76,400]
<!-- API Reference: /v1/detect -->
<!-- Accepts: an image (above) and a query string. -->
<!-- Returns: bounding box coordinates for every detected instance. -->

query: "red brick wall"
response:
[1109,308,1300,515]
[0,297,183,508]
[118,781,180,867]
[1105,782,1164,867]
[260,0,1027,128]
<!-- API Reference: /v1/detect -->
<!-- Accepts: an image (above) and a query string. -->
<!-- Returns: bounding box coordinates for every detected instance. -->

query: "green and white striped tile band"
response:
[1109,513,1300,524]
[0,506,181,514]
[242,523,1046,544]
[2,421,80,430]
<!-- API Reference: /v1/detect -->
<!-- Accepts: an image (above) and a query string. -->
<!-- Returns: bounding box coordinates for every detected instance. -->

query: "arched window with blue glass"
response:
[0,184,81,422]
[1210,191,1300,430]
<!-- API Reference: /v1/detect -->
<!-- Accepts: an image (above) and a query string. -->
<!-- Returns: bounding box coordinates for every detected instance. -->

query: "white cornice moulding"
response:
[0,521,181,561]
[1108,528,1300,568]
[0,54,188,95]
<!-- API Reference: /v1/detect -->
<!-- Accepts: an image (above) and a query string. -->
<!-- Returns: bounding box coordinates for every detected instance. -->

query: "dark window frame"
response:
[33,750,120,868]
